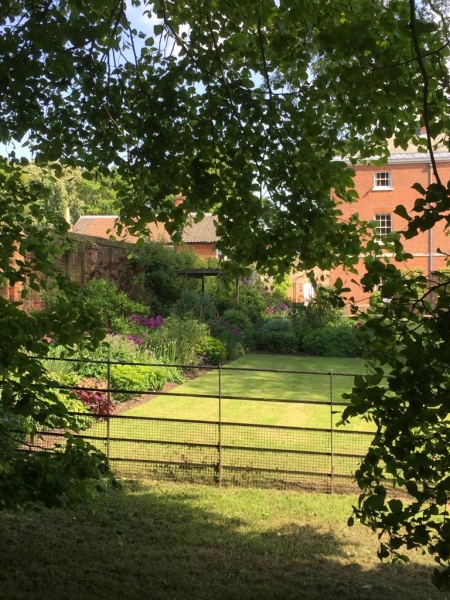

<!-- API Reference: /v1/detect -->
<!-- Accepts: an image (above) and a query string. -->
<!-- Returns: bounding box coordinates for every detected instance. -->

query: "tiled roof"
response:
[71,214,219,244]
[182,215,219,243]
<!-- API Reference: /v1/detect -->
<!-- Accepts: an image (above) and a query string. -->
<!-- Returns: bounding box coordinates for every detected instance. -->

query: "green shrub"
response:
[294,286,343,332]
[81,278,148,332]
[109,364,161,402]
[238,286,268,322]
[253,329,300,354]
[43,344,77,377]
[33,373,93,430]
[214,297,237,315]
[227,341,246,361]
[197,336,228,365]
[221,308,253,331]
[47,390,93,430]
[172,290,217,321]
[1,413,32,449]
[149,316,209,365]
[207,316,248,358]
[302,326,362,357]
[75,334,155,379]
[260,316,293,332]
[133,242,203,313]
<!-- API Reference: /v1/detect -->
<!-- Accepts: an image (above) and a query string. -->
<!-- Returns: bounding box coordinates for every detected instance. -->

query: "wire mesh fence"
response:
[25,357,377,493]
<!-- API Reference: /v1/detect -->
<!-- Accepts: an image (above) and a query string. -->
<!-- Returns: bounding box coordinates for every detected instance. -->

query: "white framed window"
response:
[373,171,392,190]
[375,213,392,237]
[303,281,315,306]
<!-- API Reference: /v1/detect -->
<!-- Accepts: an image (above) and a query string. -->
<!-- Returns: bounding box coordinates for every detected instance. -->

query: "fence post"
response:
[330,370,334,494]
[106,356,111,466]
[217,363,222,486]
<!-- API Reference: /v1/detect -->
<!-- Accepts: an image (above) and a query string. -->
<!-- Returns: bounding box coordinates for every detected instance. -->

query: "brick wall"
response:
[332,159,450,307]
[3,233,143,312]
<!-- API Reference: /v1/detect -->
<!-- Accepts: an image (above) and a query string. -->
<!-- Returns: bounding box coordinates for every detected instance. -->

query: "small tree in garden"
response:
[132,242,205,315]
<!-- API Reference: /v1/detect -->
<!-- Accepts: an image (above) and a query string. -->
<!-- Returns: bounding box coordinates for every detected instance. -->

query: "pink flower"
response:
[127,335,134,341]
[135,337,143,345]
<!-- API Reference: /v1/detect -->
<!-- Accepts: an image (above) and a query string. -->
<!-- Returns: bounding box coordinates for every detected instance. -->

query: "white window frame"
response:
[373,171,393,190]
[303,281,315,306]
[216,248,228,261]
[375,213,392,237]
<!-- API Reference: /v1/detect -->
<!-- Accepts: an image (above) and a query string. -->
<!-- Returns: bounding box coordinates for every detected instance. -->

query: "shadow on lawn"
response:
[0,483,448,600]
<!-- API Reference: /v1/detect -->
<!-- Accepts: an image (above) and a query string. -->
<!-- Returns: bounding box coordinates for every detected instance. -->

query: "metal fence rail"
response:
[25,357,378,493]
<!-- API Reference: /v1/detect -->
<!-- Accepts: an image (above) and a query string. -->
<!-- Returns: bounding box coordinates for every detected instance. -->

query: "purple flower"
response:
[135,337,143,345]
[127,335,134,341]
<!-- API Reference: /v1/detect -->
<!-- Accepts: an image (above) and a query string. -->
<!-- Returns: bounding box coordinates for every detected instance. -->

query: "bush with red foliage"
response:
[72,385,115,416]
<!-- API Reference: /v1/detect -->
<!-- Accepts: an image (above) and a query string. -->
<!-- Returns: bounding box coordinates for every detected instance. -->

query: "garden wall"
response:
[3,233,143,311]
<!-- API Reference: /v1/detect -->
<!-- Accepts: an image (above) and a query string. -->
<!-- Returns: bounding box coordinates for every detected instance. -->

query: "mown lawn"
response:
[0,480,447,600]
[124,354,373,431]
[76,354,376,483]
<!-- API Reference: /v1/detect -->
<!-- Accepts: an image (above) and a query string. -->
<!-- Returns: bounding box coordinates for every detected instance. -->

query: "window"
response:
[303,281,315,306]
[373,171,392,190]
[375,213,392,236]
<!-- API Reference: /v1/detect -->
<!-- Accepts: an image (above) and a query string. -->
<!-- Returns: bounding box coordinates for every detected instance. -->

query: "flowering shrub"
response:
[130,314,164,329]
[148,316,209,365]
[266,303,289,316]
[208,317,242,340]
[72,386,114,416]
[208,317,246,360]
[75,334,157,378]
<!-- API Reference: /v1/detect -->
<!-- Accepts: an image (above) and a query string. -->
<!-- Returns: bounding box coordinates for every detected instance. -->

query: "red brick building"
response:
[329,149,450,308]
[71,213,220,259]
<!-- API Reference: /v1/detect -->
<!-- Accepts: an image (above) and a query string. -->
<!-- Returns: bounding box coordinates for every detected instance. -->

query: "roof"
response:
[71,214,219,245]
[182,215,219,243]
[387,151,450,164]
[336,150,450,166]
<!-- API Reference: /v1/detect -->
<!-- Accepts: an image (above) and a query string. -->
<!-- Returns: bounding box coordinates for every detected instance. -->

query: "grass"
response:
[69,354,377,487]
[124,354,373,431]
[0,480,447,600]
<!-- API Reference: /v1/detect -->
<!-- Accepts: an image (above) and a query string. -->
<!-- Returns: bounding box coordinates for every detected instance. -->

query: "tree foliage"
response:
[21,164,119,223]
[1,0,450,584]
[0,157,117,509]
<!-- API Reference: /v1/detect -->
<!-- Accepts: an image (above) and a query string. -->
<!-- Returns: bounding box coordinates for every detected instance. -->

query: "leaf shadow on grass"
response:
[0,484,448,600]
